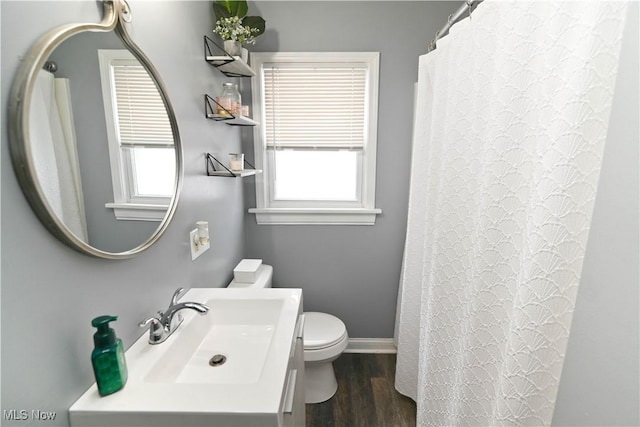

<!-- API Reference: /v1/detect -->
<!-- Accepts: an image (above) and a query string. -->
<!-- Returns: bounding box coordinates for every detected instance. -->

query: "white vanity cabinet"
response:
[69,288,306,427]
[281,313,306,426]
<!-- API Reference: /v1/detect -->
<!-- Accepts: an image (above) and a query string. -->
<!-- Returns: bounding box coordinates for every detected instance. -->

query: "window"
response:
[98,50,175,221]
[249,52,381,225]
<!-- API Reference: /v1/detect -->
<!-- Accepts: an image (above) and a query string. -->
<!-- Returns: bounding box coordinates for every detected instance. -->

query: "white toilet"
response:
[228,259,349,404]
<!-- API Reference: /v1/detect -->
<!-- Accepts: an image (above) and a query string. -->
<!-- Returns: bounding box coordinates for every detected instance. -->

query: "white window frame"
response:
[98,49,172,221]
[249,52,381,225]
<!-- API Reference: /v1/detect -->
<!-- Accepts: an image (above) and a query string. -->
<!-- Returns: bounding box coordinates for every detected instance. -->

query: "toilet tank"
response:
[228,264,273,288]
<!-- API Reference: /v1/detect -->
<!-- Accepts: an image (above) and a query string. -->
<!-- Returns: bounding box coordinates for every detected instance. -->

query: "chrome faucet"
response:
[139,288,209,344]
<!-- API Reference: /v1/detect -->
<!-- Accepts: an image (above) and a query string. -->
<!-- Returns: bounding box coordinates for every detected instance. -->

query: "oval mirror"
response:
[9,0,182,259]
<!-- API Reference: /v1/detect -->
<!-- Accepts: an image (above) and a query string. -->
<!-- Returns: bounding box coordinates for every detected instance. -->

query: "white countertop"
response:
[69,288,303,427]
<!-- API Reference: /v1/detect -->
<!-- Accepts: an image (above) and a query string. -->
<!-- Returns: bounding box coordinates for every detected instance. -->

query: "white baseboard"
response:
[344,338,397,354]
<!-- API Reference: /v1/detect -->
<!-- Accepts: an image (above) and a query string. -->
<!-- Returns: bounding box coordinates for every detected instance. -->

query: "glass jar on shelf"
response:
[229,153,244,171]
[216,82,241,116]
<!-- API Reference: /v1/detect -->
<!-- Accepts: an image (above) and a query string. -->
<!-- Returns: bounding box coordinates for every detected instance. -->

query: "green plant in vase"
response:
[212,0,265,61]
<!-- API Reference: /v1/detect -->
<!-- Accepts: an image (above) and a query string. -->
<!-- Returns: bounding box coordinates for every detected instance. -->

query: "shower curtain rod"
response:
[428,0,484,52]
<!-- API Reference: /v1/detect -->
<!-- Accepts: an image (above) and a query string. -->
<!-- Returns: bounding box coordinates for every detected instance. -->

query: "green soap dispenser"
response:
[91,315,128,396]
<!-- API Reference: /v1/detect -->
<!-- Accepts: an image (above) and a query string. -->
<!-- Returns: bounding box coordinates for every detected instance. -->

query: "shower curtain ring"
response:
[467,0,473,19]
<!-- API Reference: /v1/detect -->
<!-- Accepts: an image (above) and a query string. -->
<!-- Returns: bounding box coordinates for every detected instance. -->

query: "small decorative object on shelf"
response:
[223,39,242,57]
[207,0,265,76]
[219,82,242,116]
[213,16,260,53]
[204,94,258,126]
[229,153,245,171]
[206,153,260,178]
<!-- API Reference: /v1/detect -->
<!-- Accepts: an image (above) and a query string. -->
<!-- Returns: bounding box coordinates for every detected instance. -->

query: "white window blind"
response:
[112,63,173,147]
[263,66,367,149]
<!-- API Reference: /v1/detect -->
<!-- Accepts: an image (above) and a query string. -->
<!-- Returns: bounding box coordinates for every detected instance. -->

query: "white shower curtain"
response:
[395,1,628,426]
[30,70,88,241]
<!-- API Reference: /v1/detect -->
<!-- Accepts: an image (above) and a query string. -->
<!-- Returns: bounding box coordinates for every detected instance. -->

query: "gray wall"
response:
[243,1,458,338]
[1,1,246,425]
[552,3,640,425]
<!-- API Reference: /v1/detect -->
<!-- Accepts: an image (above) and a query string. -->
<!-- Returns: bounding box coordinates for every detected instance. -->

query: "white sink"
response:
[69,288,303,427]
[145,298,283,385]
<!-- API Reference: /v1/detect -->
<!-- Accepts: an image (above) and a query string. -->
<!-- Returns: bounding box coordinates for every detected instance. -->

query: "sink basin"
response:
[69,288,303,427]
[145,298,283,385]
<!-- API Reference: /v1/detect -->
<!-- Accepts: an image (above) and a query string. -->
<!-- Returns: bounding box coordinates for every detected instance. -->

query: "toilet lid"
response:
[303,312,347,350]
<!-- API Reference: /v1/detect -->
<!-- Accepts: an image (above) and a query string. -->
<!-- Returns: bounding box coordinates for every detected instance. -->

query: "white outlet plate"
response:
[190,229,210,261]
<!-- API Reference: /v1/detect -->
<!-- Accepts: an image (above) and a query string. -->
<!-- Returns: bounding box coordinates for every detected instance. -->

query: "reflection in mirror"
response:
[33,32,176,253]
[9,0,182,258]
[29,63,89,243]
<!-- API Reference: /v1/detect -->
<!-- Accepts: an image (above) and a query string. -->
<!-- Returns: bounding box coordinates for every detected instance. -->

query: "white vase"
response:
[241,48,249,64]
[223,40,242,57]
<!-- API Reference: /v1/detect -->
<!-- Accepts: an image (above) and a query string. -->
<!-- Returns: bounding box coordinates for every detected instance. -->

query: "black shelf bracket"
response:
[204,94,258,126]
[203,35,253,78]
[204,94,236,121]
[204,35,234,65]
[206,153,256,177]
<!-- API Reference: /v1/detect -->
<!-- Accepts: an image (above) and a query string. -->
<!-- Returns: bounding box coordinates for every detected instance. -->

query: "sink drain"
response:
[209,354,227,367]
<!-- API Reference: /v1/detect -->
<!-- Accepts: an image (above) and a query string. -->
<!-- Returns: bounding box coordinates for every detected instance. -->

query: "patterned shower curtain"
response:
[394,1,628,425]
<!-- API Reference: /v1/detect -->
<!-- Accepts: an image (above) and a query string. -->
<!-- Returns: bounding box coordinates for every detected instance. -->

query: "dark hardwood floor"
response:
[306,353,416,427]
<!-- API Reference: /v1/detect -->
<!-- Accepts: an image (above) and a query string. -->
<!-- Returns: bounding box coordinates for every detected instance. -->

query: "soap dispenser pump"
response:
[91,315,128,396]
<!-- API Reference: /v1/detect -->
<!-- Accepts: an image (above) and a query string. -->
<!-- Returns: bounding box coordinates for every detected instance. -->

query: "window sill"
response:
[105,202,168,222]
[248,207,382,225]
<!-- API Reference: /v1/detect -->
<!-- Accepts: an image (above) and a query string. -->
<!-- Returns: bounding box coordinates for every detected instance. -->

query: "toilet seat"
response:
[303,312,349,363]
[303,312,347,350]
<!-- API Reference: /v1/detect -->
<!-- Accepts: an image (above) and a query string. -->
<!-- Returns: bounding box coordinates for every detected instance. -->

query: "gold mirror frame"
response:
[8,0,183,259]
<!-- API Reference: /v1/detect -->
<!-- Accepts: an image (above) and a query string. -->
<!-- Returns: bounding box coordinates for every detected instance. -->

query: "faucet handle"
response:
[170,287,186,306]
[139,317,160,329]
[138,317,159,328]
[139,317,163,341]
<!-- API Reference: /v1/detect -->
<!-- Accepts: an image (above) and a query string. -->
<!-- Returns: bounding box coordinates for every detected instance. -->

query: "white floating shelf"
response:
[205,55,256,77]
[206,113,259,127]
[208,169,262,178]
